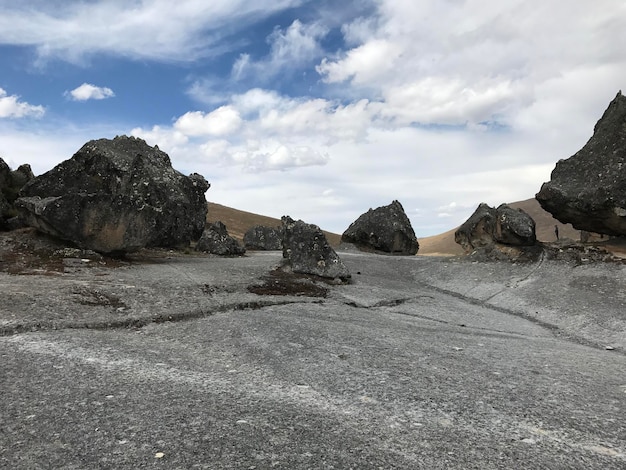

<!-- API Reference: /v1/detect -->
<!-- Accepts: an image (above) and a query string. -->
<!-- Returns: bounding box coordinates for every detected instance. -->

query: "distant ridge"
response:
[207,202,342,247]
[209,198,605,257]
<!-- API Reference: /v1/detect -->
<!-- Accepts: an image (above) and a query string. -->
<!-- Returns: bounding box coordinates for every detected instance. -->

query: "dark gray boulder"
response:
[281,216,350,282]
[536,91,626,236]
[454,203,496,251]
[243,225,282,250]
[341,200,419,255]
[195,221,245,256]
[0,158,35,230]
[493,204,536,246]
[16,136,209,253]
[455,203,536,252]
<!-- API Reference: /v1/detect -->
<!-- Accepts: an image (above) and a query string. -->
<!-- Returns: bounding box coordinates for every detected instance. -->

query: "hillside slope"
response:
[208,199,616,257]
[418,198,581,256]
[207,202,342,247]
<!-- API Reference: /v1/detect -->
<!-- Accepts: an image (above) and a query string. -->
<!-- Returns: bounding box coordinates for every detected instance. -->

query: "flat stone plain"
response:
[1,246,625,469]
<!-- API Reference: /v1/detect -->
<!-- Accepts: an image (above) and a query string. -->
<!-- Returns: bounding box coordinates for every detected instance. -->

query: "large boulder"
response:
[455,203,536,252]
[341,200,419,255]
[243,225,282,250]
[195,221,245,256]
[536,91,626,236]
[16,136,209,253]
[281,216,350,282]
[0,158,34,229]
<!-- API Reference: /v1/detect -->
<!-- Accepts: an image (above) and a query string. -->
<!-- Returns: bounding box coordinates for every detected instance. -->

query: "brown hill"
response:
[418,198,581,256]
[209,199,626,258]
[206,202,342,247]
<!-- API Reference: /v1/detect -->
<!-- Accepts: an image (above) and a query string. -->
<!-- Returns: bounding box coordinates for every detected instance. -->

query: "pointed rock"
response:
[281,216,350,282]
[341,200,418,255]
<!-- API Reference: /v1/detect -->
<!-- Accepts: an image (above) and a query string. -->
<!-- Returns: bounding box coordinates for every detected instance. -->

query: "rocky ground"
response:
[1,230,625,469]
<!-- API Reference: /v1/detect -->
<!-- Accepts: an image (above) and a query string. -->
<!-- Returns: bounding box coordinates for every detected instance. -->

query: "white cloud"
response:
[66,83,115,101]
[0,122,121,175]
[0,88,45,119]
[231,88,287,116]
[231,20,328,81]
[317,0,626,130]
[0,0,304,64]
[267,20,328,65]
[317,39,402,85]
[174,107,242,137]
[129,125,189,157]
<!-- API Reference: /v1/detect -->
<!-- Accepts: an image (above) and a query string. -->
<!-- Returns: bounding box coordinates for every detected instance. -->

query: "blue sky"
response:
[1,0,625,237]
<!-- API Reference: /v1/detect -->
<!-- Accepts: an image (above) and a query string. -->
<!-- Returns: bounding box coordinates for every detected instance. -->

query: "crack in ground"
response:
[344,297,431,309]
[0,298,323,337]
[420,283,625,355]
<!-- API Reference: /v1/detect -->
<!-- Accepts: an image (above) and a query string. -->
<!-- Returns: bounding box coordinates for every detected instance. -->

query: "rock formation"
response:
[195,221,245,256]
[16,136,209,253]
[341,200,419,255]
[281,216,350,282]
[536,91,626,236]
[455,203,536,252]
[243,225,282,250]
[0,158,34,230]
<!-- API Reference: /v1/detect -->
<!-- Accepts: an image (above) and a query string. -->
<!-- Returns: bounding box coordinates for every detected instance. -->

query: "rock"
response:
[281,216,351,282]
[455,203,536,252]
[494,204,537,246]
[536,91,626,236]
[195,221,245,256]
[454,203,496,251]
[16,136,209,253]
[0,158,35,230]
[341,200,419,255]
[11,164,35,189]
[243,225,282,250]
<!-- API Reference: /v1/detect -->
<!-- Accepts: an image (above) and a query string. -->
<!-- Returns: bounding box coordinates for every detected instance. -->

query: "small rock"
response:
[243,225,282,250]
[195,221,245,256]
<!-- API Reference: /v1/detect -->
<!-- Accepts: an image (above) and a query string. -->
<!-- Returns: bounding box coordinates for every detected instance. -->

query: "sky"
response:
[0,0,625,237]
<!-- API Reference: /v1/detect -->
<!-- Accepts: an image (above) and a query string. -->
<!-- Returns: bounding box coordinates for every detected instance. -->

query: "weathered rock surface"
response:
[282,216,350,281]
[455,203,536,252]
[341,200,419,255]
[536,91,626,236]
[195,221,245,256]
[0,158,34,229]
[243,225,282,250]
[1,230,626,469]
[16,136,209,253]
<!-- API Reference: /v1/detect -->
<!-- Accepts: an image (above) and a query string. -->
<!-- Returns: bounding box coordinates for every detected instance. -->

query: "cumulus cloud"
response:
[317,0,625,129]
[132,86,378,176]
[0,88,45,119]
[66,83,115,101]
[174,107,242,137]
[317,39,402,85]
